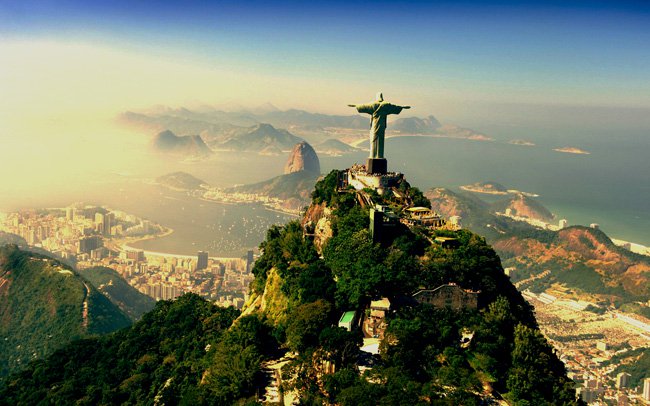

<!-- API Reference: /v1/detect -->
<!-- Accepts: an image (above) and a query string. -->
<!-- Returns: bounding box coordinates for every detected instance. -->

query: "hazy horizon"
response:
[1,0,649,241]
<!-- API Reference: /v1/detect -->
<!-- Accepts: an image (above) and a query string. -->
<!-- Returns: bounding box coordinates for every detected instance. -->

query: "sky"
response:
[1,0,650,206]
[2,0,650,118]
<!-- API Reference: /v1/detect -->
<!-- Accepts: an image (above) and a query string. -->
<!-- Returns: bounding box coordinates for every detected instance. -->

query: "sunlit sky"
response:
[2,1,650,118]
[1,0,650,206]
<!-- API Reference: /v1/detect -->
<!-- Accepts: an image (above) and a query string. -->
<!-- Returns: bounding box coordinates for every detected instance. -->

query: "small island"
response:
[509,139,535,146]
[461,181,539,197]
[460,181,509,195]
[553,146,590,155]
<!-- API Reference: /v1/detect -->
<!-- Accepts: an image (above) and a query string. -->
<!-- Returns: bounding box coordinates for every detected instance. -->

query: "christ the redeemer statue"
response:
[348,92,410,174]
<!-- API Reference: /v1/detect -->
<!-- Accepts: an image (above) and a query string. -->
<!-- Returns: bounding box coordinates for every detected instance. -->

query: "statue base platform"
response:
[366,158,387,175]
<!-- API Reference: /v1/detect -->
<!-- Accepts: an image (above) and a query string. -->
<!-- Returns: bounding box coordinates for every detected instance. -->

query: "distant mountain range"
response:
[119,105,488,157]
[215,123,303,152]
[120,105,445,135]
[0,245,131,378]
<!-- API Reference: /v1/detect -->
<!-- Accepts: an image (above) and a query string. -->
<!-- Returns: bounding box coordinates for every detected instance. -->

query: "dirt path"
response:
[81,281,90,330]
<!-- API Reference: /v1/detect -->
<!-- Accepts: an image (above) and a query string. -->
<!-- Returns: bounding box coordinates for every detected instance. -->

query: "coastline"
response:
[122,196,297,259]
[199,195,301,217]
[121,242,241,261]
[112,226,174,252]
[459,185,508,195]
[553,147,590,155]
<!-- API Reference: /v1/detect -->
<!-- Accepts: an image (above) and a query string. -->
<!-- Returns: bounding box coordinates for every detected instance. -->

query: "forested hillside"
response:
[0,171,581,405]
[0,246,131,379]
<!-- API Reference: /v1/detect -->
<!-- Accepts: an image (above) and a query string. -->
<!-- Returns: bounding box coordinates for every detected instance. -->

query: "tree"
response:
[507,324,578,405]
[319,327,362,368]
[286,300,334,352]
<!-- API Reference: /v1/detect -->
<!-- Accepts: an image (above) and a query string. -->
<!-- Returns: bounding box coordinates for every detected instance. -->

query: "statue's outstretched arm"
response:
[347,104,356,107]
[402,106,411,109]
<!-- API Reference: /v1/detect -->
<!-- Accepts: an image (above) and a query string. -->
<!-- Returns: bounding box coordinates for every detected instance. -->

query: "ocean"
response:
[134,132,649,254]
[3,130,648,255]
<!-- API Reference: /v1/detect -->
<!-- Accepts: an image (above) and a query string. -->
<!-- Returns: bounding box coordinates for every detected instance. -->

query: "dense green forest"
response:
[0,170,581,405]
[0,294,271,405]
[80,266,156,320]
[0,246,131,380]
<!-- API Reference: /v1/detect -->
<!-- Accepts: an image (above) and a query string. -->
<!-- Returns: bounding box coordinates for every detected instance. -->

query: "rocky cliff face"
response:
[239,268,289,326]
[301,202,333,253]
[284,141,321,174]
[493,226,650,298]
[492,193,554,222]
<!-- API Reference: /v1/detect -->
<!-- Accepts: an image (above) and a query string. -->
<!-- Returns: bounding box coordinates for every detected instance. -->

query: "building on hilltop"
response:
[448,215,462,229]
[338,310,358,332]
[346,164,403,195]
[369,205,398,243]
[412,283,479,310]
[401,207,446,228]
[363,298,391,339]
[434,236,460,249]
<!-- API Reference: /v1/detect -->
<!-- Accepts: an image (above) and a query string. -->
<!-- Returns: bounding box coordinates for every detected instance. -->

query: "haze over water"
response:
[17,127,642,257]
[1,1,649,252]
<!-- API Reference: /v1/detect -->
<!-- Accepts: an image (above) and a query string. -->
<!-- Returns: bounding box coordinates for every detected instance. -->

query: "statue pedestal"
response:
[367,158,387,175]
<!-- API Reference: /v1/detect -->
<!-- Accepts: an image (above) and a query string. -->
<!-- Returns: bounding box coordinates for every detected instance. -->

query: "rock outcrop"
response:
[492,193,555,222]
[301,202,333,253]
[284,141,321,175]
[152,130,212,157]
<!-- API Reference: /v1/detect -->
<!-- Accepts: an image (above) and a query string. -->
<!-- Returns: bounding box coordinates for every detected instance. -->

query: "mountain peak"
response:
[254,102,280,114]
[284,141,321,175]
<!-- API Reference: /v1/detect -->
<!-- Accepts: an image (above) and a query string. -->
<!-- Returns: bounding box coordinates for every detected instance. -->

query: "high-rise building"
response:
[90,247,105,260]
[643,377,650,402]
[104,212,115,235]
[246,250,254,273]
[126,249,145,262]
[197,251,209,271]
[65,207,74,221]
[78,236,102,254]
[616,372,630,389]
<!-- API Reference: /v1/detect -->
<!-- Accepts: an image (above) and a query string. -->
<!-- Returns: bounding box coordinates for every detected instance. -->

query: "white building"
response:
[643,377,650,402]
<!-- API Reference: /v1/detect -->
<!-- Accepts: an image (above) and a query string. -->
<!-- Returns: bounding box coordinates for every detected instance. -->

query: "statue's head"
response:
[376,92,383,102]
